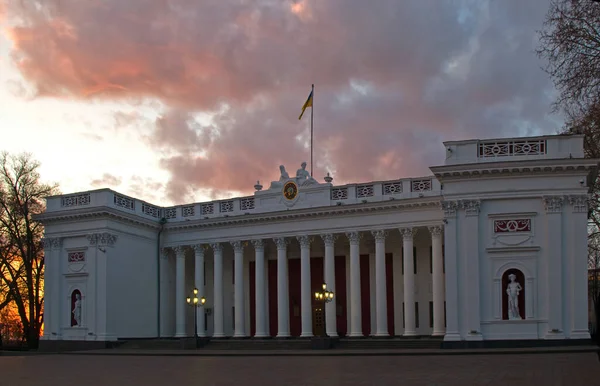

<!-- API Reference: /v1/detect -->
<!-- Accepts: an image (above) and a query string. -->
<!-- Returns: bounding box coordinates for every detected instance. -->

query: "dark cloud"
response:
[2,0,562,204]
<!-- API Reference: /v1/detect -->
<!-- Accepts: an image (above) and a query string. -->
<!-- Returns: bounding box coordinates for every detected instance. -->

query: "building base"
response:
[441,338,595,349]
[38,340,121,353]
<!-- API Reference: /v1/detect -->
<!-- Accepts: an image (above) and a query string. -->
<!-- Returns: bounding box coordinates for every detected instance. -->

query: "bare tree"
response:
[0,152,58,349]
[537,0,600,343]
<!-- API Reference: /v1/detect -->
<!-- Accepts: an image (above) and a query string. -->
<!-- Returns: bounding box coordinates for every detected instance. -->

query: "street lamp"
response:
[314,283,334,337]
[186,287,206,345]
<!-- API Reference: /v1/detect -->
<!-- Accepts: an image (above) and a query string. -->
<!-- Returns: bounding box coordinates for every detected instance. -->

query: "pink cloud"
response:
[2,0,562,203]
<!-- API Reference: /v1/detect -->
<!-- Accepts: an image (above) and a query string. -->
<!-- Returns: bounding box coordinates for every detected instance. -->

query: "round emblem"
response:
[283,181,298,200]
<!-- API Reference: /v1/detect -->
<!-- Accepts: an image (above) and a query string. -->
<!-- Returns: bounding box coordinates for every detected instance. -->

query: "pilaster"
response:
[460,199,482,341]
[87,232,117,341]
[543,195,565,339]
[441,200,460,341]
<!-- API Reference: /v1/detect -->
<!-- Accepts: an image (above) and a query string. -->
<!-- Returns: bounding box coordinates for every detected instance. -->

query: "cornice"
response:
[32,207,161,230]
[430,158,599,181]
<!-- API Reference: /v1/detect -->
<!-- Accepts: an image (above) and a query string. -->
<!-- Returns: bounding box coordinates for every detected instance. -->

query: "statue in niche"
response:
[71,291,82,327]
[506,274,523,320]
[295,161,318,186]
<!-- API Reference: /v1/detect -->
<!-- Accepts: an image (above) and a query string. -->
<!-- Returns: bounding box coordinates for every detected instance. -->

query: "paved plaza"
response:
[0,351,598,386]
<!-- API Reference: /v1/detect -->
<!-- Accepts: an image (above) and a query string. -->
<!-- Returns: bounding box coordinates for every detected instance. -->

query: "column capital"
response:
[543,195,564,214]
[87,232,117,247]
[345,231,362,245]
[296,235,312,248]
[273,237,289,250]
[160,247,170,260]
[173,245,186,257]
[428,225,443,237]
[371,230,388,242]
[441,200,458,218]
[460,199,480,216]
[567,194,589,213]
[321,233,338,247]
[192,244,207,254]
[399,227,417,239]
[42,237,63,250]
[230,240,245,253]
[251,239,265,250]
[211,242,223,253]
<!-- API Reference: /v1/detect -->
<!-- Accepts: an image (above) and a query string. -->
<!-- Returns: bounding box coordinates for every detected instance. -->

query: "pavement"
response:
[53,344,600,356]
[0,350,598,386]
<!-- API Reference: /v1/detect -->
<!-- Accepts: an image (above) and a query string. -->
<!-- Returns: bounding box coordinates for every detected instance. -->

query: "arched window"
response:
[70,290,82,327]
[502,269,525,320]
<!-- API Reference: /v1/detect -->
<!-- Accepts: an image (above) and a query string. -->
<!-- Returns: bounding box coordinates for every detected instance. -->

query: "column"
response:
[544,196,565,338]
[212,243,225,338]
[252,239,268,337]
[462,200,481,339]
[400,228,416,336]
[429,225,445,336]
[298,235,313,337]
[274,237,290,337]
[346,231,362,337]
[90,233,117,340]
[231,241,246,337]
[372,230,388,336]
[193,244,206,337]
[441,201,460,341]
[159,247,171,337]
[174,246,186,338]
[321,234,338,337]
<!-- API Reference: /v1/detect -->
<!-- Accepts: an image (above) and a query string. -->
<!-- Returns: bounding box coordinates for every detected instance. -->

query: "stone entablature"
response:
[41,175,442,224]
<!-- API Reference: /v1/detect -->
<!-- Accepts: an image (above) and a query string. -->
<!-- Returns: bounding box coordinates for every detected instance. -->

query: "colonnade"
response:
[164,225,446,338]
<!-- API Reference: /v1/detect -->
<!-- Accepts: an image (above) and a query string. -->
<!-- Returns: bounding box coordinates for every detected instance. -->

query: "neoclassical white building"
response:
[36,133,596,348]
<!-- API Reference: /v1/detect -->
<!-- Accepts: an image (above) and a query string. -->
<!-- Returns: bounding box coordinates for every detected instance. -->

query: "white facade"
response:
[36,134,596,344]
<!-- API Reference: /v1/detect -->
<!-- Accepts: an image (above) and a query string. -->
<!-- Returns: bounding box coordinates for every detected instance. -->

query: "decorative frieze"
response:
[460,200,480,216]
[411,179,432,192]
[219,201,234,213]
[441,200,458,218]
[142,203,160,218]
[478,139,546,158]
[382,182,403,195]
[201,203,214,215]
[164,207,177,219]
[543,196,564,214]
[182,205,195,217]
[568,195,589,214]
[356,184,374,198]
[494,219,531,233]
[87,233,117,246]
[61,193,91,207]
[240,198,255,211]
[68,251,85,263]
[321,234,337,247]
[113,194,134,210]
[331,188,348,200]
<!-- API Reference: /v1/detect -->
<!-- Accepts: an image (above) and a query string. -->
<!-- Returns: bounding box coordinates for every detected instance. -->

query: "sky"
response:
[0,0,563,206]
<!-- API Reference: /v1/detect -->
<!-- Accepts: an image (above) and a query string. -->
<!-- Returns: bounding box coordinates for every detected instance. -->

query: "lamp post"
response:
[314,283,334,337]
[186,287,206,346]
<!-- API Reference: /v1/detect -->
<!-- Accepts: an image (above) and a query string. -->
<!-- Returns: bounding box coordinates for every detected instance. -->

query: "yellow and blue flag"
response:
[299,89,313,120]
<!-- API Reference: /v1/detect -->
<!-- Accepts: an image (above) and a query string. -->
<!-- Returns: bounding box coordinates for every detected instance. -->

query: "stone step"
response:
[117,339,183,350]
[205,339,312,350]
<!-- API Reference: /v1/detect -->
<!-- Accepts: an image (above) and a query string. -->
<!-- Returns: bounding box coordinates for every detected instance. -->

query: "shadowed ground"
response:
[0,352,598,385]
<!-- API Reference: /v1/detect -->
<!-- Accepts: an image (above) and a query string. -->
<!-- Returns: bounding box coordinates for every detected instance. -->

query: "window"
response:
[429,301,433,328]
[415,302,419,328]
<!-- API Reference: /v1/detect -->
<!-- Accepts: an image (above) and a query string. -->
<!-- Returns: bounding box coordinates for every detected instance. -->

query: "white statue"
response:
[72,292,82,326]
[269,165,290,189]
[506,274,522,320]
[295,161,318,186]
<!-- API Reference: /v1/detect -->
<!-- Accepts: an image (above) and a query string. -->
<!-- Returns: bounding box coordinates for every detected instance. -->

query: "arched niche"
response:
[502,268,525,320]
[70,289,82,327]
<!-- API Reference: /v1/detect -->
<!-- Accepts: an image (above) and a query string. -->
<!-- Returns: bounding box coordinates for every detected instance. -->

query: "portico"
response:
[159,223,446,339]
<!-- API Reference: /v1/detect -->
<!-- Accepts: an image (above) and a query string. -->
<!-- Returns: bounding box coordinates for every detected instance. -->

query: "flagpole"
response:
[310,83,314,176]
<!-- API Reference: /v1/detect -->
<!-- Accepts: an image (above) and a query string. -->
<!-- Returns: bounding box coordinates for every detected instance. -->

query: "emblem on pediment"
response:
[283,180,298,200]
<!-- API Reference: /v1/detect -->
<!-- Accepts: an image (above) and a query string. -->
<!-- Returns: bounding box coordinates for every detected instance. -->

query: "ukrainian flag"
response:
[299,89,313,120]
